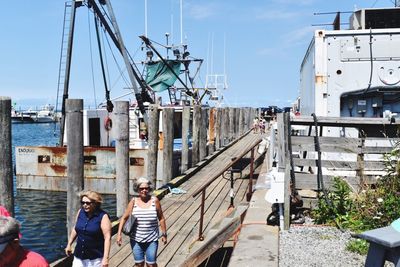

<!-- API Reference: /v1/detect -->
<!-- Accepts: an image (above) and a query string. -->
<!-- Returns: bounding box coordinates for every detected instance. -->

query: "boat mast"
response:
[58,0,150,146]
[58,0,80,146]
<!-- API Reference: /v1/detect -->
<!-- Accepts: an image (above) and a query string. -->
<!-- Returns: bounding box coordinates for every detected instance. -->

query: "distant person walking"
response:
[0,215,49,267]
[65,190,112,267]
[117,177,167,267]
[253,117,259,133]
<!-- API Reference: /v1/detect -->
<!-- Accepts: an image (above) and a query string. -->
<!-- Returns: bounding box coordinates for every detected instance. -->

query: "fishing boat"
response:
[15,0,222,193]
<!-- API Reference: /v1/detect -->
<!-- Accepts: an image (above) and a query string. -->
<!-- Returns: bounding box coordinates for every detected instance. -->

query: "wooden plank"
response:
[164,179,234,266]
[179,205,247,267]
[293,158,386,170]
[160,178,231,266]
[294,173,361,191]
[291,136,361,153]
[291,116,400,127]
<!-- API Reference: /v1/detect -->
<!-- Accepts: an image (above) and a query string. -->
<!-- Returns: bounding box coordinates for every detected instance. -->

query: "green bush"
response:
[311,140,400,255]
[346,239,369,255]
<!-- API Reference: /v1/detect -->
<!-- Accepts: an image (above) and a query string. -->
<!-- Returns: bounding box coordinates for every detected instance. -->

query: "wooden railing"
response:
[273,113,400,229]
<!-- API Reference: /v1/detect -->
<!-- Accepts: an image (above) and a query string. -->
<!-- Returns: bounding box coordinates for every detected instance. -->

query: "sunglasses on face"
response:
[139,187,149,191]
[81,201,93,206]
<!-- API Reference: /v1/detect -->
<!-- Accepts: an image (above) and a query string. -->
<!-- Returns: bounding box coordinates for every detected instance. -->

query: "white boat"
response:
[11,104,57,123]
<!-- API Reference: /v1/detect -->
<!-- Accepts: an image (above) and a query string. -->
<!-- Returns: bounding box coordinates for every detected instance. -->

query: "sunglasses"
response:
[81,201,93,206]
[139,187,149,191]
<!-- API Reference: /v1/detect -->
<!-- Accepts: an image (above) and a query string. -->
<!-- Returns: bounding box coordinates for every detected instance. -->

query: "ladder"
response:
[55,1,73,123]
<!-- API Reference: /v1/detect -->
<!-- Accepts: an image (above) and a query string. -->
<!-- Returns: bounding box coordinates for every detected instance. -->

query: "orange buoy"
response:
[104,116,112,131]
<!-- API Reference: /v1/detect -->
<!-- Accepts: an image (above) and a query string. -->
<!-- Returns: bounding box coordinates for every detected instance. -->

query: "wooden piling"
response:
[0,97,13,216]
[239,108,244,136]
[181,106,190,173]
[235,108,240,138]
[215,108,221,149]
[115,101,129,217]
[66,99,84,235]
[208,108,215,155]
[229,107,235,142]
[277,113,291,230]
[147,104,159,186]
[199,108,208,161]
[192,106,201,165]
[162,108,174,184]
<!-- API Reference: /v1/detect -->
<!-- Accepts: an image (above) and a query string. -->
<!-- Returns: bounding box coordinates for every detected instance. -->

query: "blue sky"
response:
[1,0,398,110]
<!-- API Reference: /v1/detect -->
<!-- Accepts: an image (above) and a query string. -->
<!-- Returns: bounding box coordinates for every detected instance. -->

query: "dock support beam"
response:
[181,106,190,173]
[115,101,129,217]
[199,108,208,161]
[66,99,84,235]
[0,97,14,216]
[147,104,159,187]
[192,106,201,165]
[162,108,174,184]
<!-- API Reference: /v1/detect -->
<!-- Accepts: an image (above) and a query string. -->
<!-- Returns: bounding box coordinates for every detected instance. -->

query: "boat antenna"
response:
[144,0,148,37]
[180,0,183,44]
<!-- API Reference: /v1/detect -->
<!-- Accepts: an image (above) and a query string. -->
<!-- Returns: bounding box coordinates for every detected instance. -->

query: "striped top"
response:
[131,197,159,242]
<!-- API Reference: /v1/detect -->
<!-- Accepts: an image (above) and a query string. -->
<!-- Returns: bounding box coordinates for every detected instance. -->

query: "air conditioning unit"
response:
[349,8,400,30]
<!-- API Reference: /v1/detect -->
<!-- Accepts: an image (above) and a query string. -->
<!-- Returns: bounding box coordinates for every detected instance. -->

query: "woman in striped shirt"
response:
[117,177,167,267]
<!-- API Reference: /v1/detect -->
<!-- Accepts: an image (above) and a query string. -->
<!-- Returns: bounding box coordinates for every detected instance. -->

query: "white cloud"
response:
[283,26,315,46]
[255,9,300,20]
[186,3,218,20]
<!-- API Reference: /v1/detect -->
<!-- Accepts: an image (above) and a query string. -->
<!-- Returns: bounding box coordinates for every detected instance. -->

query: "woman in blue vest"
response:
[65,190,112,267]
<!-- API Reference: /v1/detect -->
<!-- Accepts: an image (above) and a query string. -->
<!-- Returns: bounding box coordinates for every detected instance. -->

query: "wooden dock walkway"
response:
[108,132,264,266]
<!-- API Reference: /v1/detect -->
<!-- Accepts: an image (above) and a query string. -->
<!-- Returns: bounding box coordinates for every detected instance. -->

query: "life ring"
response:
[104,116,112,131]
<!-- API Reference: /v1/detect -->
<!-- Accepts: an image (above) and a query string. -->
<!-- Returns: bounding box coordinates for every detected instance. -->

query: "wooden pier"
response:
[107,131,264,266]
[80,133,262,266]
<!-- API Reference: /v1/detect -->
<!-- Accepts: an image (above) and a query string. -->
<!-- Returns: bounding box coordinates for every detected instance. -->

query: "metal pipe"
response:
[247,147,255,201]
[198,189,206,241]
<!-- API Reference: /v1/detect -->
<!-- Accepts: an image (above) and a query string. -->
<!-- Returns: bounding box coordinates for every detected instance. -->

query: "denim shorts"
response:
[130,239,159,264]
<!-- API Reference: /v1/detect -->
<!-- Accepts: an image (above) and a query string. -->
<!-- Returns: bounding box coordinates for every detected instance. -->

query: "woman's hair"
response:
[0,216,19,242]
[134,177,154,193]
[80,190,103,207]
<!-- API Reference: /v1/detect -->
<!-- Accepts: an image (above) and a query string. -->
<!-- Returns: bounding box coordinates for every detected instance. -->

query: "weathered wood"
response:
[192,106,201,165]
[239,108,244,136]
[115,101,130,217]
[162,108,175,184]
[181,106,191,173]
[66,99,84,235]
[147,104,160,186]
[106,133,262,267]
[293,158,386,170]
[229,108,235,142]
[199,108,208,161]
[291,136,361,153]
[208,108,215,155]
[291,115,400,127]
[180,205,247,267]
[215,108,221,149]
[0,97,13,215]
[222,107,228,145]
[294,173,366,191]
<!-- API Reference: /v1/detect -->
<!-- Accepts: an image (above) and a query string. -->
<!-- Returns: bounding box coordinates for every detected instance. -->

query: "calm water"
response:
[12,123,116,263]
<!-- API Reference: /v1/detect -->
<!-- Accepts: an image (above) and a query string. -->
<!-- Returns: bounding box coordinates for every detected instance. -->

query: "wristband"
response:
[161,232,167,237]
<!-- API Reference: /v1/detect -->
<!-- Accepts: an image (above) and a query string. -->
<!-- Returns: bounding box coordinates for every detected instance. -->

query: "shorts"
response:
[130,239,159,264]
[72,256,102,267]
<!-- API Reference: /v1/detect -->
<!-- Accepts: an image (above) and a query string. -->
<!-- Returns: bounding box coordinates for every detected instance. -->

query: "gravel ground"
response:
[279,226,370,267]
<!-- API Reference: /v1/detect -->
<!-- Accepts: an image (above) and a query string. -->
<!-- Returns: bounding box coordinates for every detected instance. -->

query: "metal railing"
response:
[192,138,262,240]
